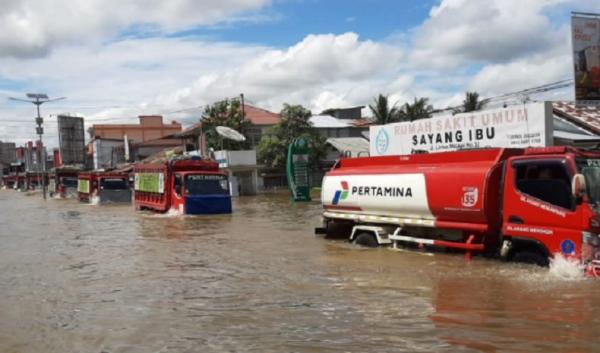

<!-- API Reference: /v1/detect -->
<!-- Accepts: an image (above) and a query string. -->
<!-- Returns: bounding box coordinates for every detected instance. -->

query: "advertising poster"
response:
[77,179,90,194]
[134,173,165,193]
[572,13,600,103]
[370,102,553,156]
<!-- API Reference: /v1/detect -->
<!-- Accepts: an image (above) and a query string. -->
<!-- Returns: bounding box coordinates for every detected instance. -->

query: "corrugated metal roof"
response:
[326,137,369,155]
[310,115,352,128]
[553,101,600,134]
[554,130,600,141]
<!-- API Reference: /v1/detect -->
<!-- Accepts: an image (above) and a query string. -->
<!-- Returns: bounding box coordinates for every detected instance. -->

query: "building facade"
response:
[89,115,182,143]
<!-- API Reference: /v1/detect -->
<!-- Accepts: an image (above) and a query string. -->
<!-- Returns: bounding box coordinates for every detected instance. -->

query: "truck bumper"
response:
[185,195,232,215]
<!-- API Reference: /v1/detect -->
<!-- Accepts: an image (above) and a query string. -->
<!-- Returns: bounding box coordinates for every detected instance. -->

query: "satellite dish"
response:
[216,126,246,142]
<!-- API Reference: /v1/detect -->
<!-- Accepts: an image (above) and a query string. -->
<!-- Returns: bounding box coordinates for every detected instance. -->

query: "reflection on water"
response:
[1,190,599,353]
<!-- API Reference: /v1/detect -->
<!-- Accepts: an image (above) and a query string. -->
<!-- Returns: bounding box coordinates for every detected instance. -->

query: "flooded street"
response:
[1,190,600,353]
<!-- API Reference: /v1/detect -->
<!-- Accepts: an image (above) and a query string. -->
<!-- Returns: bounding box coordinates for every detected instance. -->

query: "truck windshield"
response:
[62,177,78,187]
[185,174,229,195]
[101,178,129,190]
[577,159,600,205]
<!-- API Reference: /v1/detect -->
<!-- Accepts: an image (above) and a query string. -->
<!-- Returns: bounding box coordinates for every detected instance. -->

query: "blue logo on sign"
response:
[376,128,389,155]
[560,239,575,255]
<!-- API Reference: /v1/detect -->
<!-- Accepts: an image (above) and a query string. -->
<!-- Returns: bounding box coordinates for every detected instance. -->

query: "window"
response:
[62,177,78,187]
[174,174,183,196]
[514,160,573,210]
[185,174,229,195]
[100,178,128,190]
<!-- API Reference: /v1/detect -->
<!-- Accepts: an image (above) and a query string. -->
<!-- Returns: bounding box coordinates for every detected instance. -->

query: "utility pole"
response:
[8,93,66,200]
[240,93,245,119]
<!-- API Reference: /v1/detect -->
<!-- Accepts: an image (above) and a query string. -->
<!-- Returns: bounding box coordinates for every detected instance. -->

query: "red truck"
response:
[316,147,600,276]
[133,157,232,215]
[2,174,25,189]
[78,171,132,204]
[49,167,80,198]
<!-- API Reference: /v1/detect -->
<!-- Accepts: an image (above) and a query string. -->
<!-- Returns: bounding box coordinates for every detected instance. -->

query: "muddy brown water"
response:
[1,190,599,353]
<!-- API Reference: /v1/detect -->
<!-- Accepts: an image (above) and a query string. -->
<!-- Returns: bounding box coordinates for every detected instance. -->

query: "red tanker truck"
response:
[134,157,232,215]
[316,146,600,276]
[78,171,132,204]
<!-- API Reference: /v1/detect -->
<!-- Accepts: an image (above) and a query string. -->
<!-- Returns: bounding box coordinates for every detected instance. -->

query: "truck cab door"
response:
[502,158,582,258]
[172,173,185,213]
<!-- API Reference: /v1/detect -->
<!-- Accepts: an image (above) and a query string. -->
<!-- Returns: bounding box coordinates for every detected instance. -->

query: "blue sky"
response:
[1,0,599,146]
[184,0,436,46]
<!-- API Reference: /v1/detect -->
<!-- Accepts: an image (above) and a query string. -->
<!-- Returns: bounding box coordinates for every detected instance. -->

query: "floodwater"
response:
[1,190,600,353]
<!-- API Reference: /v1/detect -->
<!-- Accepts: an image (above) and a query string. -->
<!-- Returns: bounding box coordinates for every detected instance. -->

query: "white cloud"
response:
[468,54,572,96]
[0,0,272,58]
[410,0,568,68]
[2,0,597,148]
[156,32,404,113]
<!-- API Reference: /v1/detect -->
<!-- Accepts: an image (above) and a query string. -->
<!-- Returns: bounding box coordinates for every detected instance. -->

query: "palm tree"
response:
[398,97,434,122]
[369,94,398,125]
[454,91,486,114]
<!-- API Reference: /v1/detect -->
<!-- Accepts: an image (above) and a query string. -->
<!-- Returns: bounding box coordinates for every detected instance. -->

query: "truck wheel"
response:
[353,232,378,248]
[512,251,549,267]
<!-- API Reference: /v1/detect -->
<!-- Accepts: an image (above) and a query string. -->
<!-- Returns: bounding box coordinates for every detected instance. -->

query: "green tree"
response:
[369,94,399,125]
[454,91,486,114]
[257,104,326,169]
[201,99,251,151]
[398,97,434,122]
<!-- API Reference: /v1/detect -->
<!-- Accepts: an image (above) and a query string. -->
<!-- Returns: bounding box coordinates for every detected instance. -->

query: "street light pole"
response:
[8,93,66,200]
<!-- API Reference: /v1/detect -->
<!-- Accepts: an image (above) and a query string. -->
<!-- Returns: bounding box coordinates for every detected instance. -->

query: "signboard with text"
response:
[134,173,165,193]
[369,102,553,156]
[572,13,600,104]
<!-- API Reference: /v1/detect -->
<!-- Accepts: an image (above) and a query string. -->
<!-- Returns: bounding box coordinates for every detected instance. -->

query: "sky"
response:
[1,0,600,147]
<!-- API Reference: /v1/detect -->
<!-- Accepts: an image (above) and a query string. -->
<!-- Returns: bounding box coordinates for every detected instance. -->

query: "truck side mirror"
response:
[572,173,587,202]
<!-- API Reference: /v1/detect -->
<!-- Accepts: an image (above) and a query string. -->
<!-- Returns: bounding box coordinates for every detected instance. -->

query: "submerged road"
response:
[1,190,599,352]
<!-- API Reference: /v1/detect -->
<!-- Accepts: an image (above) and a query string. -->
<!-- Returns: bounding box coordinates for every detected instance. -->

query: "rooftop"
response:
[244,105,281,125]
[309,115,372,128]
[552,101,600,135]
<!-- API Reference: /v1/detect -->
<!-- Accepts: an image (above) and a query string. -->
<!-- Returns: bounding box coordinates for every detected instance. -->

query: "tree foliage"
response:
[257,104,326,169]
[398,97,434,122]
[369,94,399,125]
[201,99,251,151]
[454,91,485,114]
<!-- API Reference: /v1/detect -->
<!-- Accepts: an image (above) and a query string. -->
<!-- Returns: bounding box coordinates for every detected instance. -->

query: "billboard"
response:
[369,102,553,156]
[57,115,85,165]
[572,13,600,104]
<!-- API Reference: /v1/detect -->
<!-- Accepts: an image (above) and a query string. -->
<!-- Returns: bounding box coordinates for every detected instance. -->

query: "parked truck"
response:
[133,157,232,215]
[78,171,132,204]
[316,147,600,276]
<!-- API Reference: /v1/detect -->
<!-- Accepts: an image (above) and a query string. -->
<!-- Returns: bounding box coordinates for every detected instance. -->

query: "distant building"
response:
[243,105,281,147]
[86,115,182,170]
[0,141,16,164]
[89,115,182,143]
[309,114,370,139]
[20,141,47,172]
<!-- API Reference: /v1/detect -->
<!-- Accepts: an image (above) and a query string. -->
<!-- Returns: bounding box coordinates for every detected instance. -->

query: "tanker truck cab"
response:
[501,149,600,273]
[317,147,600,276]
[171,172,231,215]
